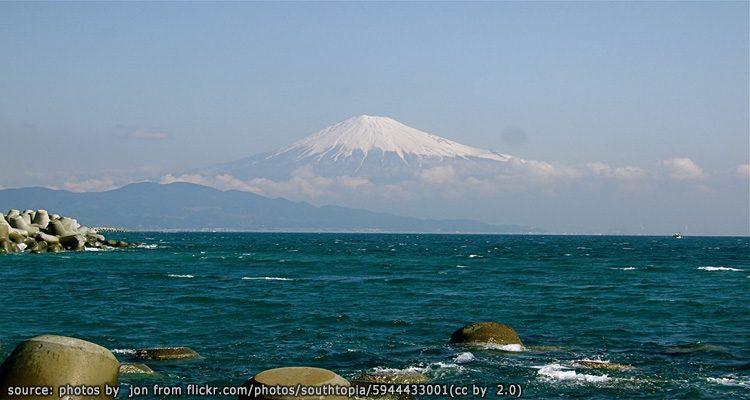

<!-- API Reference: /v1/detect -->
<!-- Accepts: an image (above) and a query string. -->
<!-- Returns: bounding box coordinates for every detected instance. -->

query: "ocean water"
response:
[1,233,749,399]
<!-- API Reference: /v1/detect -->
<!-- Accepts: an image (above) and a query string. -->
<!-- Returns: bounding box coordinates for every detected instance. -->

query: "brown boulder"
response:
[450,322,523,346]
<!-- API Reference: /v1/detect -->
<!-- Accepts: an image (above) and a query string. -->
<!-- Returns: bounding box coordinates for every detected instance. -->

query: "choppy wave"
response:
[477,343,525,352]
[706,376,750,388]
[535,363,611,383]
[242,277,294,281]
[453,352,475,363]
[610,267,638,270]
[371,361,465,379]
[698,266,743,272]
[111,349,135,355]
[167,274,194,278]
[468,254,483,258]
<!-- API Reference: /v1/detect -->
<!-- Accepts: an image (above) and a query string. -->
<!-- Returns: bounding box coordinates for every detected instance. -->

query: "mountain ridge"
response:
[0,182,534,233]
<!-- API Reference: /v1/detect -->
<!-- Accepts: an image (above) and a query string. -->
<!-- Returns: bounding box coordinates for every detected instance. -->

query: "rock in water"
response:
[239,367,350,400]
[574,360,633,371]
[351,372,428,400]
[0,334,119,399]
[119,363,155,375]
[133,347,200,360]
[450,322,523,346]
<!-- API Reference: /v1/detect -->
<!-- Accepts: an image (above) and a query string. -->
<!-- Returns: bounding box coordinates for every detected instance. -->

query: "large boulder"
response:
[450,322,523,346]
[239,367,350,400]
[0,335,119,399]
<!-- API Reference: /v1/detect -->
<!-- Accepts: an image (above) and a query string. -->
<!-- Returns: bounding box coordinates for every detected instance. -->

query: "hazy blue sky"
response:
[1,2,748,234]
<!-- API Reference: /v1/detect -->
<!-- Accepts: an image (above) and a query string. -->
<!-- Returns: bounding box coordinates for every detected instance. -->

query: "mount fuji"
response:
[203,115,516,182]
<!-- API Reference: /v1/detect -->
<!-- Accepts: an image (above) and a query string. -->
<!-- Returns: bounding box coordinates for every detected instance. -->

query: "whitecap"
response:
[468,254,483,258]
[372,361,465,378]
[242,277,294,281]
[698,266,743,272]
[706,376,750,388]
[456,265,468,268]
[84,247,104,252]
[111,348,135,355]
[477,343,525,352]
[137,244,159,249]
[610,267,638,271]
[167,274,194,278]
[534,363,610,383]
[453,352,475,363]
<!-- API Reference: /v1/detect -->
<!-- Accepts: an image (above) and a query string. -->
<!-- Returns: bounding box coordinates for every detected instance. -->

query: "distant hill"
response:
[0,182,533,233]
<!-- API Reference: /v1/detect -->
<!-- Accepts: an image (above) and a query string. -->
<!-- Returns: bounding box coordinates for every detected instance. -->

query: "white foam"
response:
[468,254,483,258]
[111,348,135,355]
[706,376,750,388]
[372,361,465,377]
[456,265,468,268]
[535,363,610,383]
[610,267,638,270]
[167,274,194,278]
[84,247,104,252]
[478,343,526,352]
[453,352,475,363]
[698,266,743,272]
[138,244,159,249]
[242,277,294,281]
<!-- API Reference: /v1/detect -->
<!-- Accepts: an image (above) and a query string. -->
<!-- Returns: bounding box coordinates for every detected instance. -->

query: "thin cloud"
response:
[587,162,646,180]
[661,158,706,181]
[62,178,118,192]
[736,163,750,178]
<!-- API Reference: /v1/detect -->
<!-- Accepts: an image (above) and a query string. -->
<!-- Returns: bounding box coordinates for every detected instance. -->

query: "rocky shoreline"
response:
[0,209,137,254]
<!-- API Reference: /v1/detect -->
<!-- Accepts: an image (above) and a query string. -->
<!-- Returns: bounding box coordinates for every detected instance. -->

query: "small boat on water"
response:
[673,232,683,239]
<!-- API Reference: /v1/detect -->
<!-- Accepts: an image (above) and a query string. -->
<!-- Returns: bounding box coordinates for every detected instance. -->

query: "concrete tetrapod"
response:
[0,335,119,399]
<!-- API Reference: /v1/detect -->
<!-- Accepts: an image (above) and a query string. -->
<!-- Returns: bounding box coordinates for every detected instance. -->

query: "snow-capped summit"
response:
[205,115,515,182]
[276,115,511,163]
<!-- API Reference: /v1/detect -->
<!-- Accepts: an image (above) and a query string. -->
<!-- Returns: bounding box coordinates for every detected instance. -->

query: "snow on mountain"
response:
[276,115,512,163]
[203,115,516,182]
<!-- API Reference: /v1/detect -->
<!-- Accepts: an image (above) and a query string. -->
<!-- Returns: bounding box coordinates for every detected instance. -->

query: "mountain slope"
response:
[278,115,511,162]
[0,182,531,232]
[204,115,515,182]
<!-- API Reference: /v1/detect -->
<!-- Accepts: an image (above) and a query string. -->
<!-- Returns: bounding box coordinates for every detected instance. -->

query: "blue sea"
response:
[1,233,749,399]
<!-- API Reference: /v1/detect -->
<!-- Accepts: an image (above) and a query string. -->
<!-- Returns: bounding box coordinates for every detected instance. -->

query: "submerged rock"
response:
[240,367,350,400]
[119,363,155,375]
[351,372,428,400]
[0,334,119,399]
[450,322,523,346]
[574,360,632,371]
[133,347,200,360]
